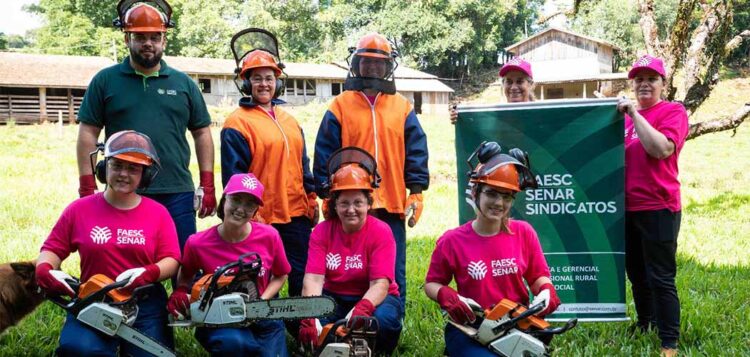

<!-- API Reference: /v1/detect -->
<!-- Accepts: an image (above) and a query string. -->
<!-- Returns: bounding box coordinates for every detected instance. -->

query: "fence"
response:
[0,94,82,124]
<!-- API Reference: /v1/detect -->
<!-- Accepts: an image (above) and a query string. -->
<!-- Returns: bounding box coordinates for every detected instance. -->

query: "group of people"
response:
[30,1,688,356]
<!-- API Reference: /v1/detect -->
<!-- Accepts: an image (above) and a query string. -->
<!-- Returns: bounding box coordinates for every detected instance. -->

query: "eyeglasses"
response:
[481,189,514,202]
[335,200,368,210]
[108,161,143,175]
[249,76,276,84]
[130,33,163,44]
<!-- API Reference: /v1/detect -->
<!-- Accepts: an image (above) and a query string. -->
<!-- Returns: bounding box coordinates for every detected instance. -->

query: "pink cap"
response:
[499,57,533,78]
[223,173,264,206]
[628,55,666,79]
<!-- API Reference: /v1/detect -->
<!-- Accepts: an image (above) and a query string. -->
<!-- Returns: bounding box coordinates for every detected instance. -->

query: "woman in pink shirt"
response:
[424,142,560,356]
[298,147,402,355]
[35,130,181,356]
[617,55,688,356]
[167,173,291,356]
[449,57,536,123]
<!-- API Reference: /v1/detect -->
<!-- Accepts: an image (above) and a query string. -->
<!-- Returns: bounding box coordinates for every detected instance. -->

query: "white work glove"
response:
[530,289,551,311]
[116,267,146,287]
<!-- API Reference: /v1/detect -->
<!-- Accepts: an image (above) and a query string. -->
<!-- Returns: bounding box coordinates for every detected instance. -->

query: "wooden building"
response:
[0,52,111,124]
[0,52,452,124]
[504,27,628,99]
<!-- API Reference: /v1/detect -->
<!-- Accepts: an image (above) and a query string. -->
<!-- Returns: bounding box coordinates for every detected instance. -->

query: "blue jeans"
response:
[56,285,173,357]
[320,291,403,355]
[195,320,289,357]
[144,191,197,252]
[271,216,312,297]
[444,323,495,357]
[370,210,406,307]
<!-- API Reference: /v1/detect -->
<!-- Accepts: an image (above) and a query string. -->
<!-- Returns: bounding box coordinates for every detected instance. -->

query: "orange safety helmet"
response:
[470,162,521,192]
[239,50,283,79]
[122,3,168,33]
[353,33,393,59]
[330,164,374,192]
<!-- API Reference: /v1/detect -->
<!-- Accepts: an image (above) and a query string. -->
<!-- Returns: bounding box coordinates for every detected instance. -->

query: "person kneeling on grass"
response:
[36,130,180,356]
[298,147,403,355]
[167,173,291,356]
[424,141,560,356]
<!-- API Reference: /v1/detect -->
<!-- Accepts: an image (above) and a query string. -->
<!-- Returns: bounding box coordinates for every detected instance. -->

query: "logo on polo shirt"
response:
[157,88,177,96]
[345,255,363,270]
[242,176,258,189]
[326,253,341,270]
[90,226,112,244]
[467,260,487,280]
[116,229,146,245]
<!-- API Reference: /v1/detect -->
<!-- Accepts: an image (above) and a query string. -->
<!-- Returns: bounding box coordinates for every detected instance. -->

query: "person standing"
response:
[221,31,318,298]
[617,55,688,357]
[76,0,216,252]
[313,33,429,306]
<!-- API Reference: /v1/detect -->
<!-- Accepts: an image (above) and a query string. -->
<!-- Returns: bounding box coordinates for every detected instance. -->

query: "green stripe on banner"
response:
[455,98,626,321]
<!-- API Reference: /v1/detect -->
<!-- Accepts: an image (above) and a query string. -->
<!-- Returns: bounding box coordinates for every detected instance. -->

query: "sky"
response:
[0,0,41,35]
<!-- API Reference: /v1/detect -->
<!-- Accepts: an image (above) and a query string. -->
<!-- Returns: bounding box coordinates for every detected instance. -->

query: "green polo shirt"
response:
[78,57,211,194]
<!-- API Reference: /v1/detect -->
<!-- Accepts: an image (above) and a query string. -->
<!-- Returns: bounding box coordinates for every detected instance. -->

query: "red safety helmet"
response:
[122,3,168,33]
[326,147,379,194]
[353,33,393,60]
[239,50,283,79]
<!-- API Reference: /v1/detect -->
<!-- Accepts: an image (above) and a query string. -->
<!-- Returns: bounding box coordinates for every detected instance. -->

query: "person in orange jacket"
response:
[313,32,429,307]
[221,28,318,300]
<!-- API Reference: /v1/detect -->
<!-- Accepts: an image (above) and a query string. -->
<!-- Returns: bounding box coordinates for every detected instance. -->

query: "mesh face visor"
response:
[104,130,161,167]
[327,147,377,178]
[231,28,282,69]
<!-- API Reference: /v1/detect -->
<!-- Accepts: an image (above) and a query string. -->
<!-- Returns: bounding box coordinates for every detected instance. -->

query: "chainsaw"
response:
[448,299,577,357]
[170,253,335,328]
[309,316,378,357]
[48,274,175,357]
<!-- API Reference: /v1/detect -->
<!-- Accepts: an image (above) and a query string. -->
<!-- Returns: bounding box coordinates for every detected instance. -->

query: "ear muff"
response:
[95,159,107,184]
[274,77,284,99]
[241,79,252,96]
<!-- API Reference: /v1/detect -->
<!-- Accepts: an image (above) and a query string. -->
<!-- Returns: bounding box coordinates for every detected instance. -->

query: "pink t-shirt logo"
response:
[326,253,342,270]
[491,258,518,277]
[90,226,112,244]
[467,260,488,280]
[345,255,363,270]
[117,229,146,245]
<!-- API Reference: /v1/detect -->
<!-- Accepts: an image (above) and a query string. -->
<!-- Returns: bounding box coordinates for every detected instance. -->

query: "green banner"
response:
[456,98,627,322]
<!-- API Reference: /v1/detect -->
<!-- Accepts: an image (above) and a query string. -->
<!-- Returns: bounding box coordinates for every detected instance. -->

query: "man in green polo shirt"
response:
[76,0,216,253]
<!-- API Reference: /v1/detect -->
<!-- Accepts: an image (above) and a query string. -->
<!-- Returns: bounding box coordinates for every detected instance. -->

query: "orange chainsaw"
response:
[171,253,335,328]
[48,274,175,357]
[449,299,577,357]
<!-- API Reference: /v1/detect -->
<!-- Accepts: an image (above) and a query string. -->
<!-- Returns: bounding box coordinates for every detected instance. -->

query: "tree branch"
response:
[725,29,750,53]
[637,0,661,56]
[687,103,750,140]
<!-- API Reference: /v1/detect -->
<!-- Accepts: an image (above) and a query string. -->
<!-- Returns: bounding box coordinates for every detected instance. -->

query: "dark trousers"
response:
[57,285,173,357]
[195,320,289,357]
[145,191,197,252]
[370,209,407,308]
[320,291,404,356]
[444,323,496,357]
[625,209,681,349]
[272,216,312,297]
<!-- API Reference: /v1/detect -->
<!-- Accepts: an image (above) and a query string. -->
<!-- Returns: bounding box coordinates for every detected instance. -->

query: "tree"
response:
[635,0,750,139]
[0,33,7,50]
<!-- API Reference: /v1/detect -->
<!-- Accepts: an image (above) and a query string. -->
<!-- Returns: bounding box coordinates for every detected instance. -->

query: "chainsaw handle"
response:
[533,318,578,336]
[490,303,544,335]
[67,279,129,315]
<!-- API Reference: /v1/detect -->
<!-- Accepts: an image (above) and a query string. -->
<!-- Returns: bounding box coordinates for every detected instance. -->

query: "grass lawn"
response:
[0,79,748,355]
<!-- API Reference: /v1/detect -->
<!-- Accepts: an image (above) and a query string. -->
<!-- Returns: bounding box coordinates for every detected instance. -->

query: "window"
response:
[331,82,342,96]
[304,80,316,96]
[546,88,564,99]
[198,78,212,94]
[286,79,296,96]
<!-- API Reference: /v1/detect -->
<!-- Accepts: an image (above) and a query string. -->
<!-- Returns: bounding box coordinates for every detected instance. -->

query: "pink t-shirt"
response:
[180,223,291,295]
[305,216,399,297]
[425,220,551,309]
[41,193,180,281]
[624,101,689,212]
[365,95,377,105]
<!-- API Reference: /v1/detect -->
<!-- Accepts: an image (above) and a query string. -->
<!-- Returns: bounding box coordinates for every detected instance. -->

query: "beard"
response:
[129,46,163,69]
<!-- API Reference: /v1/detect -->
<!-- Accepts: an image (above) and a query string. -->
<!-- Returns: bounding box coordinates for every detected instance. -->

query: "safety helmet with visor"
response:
[113,0,174,33]
[230,28,286,99]
[93,130,161,189]
[465,141,537,209]
[326,147,380,195]
[344,32,399,94]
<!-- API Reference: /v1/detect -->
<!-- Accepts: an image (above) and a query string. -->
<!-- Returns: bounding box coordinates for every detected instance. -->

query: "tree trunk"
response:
[688,104,750,140]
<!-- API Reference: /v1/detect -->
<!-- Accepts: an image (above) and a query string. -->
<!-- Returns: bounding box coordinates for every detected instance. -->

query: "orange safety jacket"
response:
[313,91,429,214]
[221,102,313,224]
